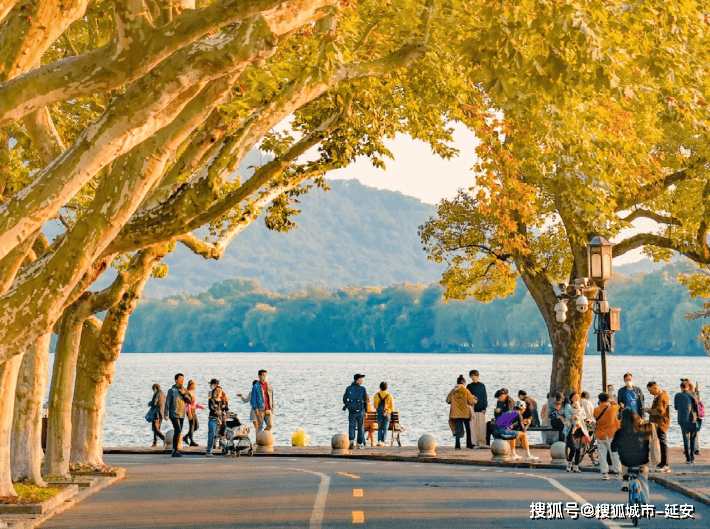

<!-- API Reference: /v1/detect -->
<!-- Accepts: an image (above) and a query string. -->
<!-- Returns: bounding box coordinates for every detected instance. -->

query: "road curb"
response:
[649,475,710,508]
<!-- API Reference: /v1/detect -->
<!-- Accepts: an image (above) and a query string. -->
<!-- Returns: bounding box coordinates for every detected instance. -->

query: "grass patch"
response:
[0,483,63,504]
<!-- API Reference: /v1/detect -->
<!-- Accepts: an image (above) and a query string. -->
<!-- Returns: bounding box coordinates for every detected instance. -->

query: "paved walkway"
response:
[104,444,710,507]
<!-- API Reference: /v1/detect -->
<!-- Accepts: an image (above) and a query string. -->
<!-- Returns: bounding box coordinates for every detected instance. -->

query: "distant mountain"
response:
[614,255,684,277]
[137,179,447,298]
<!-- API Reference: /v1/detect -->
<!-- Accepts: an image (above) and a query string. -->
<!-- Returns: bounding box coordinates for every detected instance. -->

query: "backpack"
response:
[377,393,388,413]
[346,386,363,412]
[698,398,705,419]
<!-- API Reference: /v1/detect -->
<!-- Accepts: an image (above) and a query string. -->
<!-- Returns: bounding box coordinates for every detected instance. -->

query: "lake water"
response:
[86,353,710,448]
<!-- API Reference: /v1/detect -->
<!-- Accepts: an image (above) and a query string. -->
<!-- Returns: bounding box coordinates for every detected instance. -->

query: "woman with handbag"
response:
[147,383,166,447]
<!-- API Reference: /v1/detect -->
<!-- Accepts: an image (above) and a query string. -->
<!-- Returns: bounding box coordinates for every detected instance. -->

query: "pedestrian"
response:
[373,382,394,447]
[674,379,700,464]
[618,373,645,419]
[205,386,227,457]
[564,392,590,442]
[580,391,595,422]
[518,390,540,428]
[250,369,274,433]
[645,381,670,472]
[343,374,368,449]
[182,380,203,447]
[467,370,488,448]
[164,373,192,457]
[446,375,476,449]
[689,380,703,456]
[207,378,219,401]
[611,408,652,503]
[565,417,586,473]
[237,380,260,432]
[594,393,622,480]
[548,392,566,442]
[607,384,617,404]
[148,383,166,447]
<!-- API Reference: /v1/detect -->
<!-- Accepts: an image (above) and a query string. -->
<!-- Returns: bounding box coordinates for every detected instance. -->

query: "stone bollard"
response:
[331,433,351,455]
[418,435,436,457]
[164,429,182,452]
[490,439,511,462]
[255,430,275,453]
[550,441,566,466]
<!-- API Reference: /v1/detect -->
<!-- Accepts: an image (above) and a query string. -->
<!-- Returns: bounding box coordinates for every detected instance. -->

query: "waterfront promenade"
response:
[6,445,709,528]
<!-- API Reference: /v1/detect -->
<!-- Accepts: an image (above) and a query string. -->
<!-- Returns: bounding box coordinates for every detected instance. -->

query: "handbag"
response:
[650,424,662,467]
[145,407,157,423]
[448,418,456,435]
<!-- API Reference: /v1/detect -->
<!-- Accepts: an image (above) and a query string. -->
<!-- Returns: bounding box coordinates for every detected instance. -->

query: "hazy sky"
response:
[327,124,646,265]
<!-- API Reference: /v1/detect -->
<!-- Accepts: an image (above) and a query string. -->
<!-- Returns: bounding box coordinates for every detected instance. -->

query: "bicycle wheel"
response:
[629,481,641,527]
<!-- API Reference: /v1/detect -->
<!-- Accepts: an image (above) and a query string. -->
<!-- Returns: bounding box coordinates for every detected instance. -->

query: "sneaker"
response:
[602,474,610,480]
[349,442,354,450]
[205,452,213,458]
[573,465,581,473]
[511,454,523,460]
[621,484,629,492]
[171,451,183,458]
[151,443,157,447]
[189,442,199,447]
[615,474,623,481]
[685,460,694,464]
[566,462,572,472]
[526,455,539,461]
[694,450,700,455]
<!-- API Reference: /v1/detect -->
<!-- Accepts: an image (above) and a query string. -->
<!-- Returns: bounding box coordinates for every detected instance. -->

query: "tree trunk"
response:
[71,249,163,466]
[69,316,104,467]
[519,268,593,398]
[43,300,88,479]
[11,332,50,484]
[0,354,24,496]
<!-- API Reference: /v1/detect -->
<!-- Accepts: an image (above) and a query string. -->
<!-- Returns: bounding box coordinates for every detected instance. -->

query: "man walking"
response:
[250,369,274,433]
[343,374,368,449]
[165,373,191,457]
[467,370,488,448]
[646,381,671,472]
[618,373,645,419]
[594,393,621,480]
[674,380,700,464]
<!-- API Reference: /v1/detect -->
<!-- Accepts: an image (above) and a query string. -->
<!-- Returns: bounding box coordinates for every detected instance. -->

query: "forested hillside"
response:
[131,179,447,297]
[123,261,706,355]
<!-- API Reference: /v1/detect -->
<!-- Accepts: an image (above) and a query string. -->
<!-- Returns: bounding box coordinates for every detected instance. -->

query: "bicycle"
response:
[627,466,644,527]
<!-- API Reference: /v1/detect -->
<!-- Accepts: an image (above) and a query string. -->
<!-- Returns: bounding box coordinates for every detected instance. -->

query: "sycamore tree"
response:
[421,0,710,399]
[0,0,474,492]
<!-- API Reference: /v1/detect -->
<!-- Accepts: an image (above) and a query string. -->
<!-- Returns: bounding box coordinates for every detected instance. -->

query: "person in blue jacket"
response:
[343,374,368,450]
[618,372,645,419]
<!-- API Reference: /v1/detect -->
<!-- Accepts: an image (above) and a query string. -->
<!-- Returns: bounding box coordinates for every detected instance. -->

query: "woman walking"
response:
[237,380,260,432]
[446,375,476,449]
[183,380,203,447]
[148,383,166,447]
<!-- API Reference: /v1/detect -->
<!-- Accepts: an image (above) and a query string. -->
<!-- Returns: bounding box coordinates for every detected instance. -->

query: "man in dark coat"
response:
[343,374,368,450]
[164,373,191,457]
[149,383,166,447]
[674,379,700,464]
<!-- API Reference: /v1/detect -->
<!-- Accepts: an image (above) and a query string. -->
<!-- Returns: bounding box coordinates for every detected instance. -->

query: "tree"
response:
[421,0,710,397]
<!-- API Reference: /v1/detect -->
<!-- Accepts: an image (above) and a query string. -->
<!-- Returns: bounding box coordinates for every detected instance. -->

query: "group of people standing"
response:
[147,370,275,457]
[342,374,395,449]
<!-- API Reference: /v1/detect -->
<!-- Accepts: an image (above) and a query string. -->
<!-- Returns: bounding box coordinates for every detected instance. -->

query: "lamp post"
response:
[553,236,621,393]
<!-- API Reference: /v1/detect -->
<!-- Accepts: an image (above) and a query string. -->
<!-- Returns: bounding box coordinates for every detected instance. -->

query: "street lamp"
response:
[554,236,620,392]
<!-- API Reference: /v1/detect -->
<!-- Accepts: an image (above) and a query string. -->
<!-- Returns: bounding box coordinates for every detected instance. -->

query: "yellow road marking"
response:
[351,510,365,524]
[336,472,361,480]
[353,488,363,497]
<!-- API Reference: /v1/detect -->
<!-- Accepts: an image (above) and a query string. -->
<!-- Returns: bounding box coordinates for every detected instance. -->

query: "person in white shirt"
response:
[581,391,596,422]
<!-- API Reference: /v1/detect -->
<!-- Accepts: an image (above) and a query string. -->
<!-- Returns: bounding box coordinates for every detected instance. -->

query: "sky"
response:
[326,124,647,265]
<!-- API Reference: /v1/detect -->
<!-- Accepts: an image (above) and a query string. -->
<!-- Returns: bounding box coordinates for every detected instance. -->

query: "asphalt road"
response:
[42,454,709,528]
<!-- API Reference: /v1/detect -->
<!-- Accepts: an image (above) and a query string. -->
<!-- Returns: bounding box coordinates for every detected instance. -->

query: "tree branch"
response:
[620,208,680,226]
[613,232,710,264]
[0,0,333,126]
[23,107,66,167]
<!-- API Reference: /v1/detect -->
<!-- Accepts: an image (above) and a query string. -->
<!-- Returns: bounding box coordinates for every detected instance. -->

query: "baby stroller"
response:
[220,413,253,457]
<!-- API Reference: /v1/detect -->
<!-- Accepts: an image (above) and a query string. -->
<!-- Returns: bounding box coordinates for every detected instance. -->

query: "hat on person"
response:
[494,389,503,398]
[354,374,365,380]
[515,400,526,410]
[210,378,219,386]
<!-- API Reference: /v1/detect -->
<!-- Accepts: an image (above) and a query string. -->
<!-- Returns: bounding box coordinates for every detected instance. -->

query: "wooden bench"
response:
[364,411,404,446]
